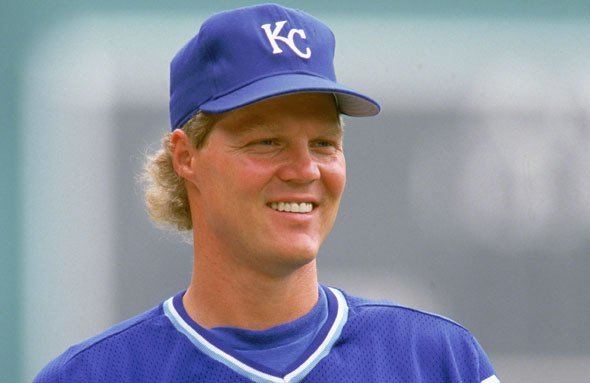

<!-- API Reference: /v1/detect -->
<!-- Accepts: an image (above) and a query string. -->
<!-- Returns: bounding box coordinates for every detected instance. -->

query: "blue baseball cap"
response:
[169,3,380,131]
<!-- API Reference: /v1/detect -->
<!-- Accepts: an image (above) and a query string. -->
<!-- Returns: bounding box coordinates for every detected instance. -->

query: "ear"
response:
[170,130,198,181]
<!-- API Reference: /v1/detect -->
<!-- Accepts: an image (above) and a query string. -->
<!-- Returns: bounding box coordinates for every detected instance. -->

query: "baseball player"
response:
[34,3,500,382]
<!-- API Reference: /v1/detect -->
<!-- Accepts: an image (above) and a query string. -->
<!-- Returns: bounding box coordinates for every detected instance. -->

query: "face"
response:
[185,93,346,274]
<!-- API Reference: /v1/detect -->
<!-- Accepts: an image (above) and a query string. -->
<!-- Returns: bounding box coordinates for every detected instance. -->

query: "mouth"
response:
[266,201,317,214]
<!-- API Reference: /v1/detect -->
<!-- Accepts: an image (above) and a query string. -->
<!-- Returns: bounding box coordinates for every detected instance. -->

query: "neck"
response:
[182,234,319,330]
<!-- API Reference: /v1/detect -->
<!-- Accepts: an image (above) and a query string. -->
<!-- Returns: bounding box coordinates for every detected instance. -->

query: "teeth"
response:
[269,202,314,213]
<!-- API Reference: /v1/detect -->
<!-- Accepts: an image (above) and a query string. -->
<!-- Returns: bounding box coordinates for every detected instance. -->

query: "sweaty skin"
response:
[170,93,346,330]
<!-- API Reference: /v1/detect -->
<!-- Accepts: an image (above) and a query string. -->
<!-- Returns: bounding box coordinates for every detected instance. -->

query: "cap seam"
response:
[201,25,219,98]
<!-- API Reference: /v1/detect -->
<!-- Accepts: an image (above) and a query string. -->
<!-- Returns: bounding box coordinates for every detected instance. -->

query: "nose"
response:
[277,144,321,184]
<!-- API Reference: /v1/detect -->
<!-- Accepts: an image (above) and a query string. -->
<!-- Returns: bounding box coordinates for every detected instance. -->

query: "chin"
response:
[261,244,319,275]
[289,249,318,266]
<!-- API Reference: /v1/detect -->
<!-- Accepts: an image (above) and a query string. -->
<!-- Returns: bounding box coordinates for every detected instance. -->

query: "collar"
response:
[163,285,349,383]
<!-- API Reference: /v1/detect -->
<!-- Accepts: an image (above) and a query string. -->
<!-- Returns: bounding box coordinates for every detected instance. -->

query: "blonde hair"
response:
[140,113,218,232]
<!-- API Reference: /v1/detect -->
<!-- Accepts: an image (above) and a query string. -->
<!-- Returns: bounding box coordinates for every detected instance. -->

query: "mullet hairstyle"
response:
[140,112,219,232]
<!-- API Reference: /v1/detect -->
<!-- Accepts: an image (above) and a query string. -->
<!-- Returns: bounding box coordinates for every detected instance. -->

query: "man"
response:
[35,3,499,382]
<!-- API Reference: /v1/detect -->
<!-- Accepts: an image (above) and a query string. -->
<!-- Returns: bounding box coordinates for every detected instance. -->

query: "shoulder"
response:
[332,286,478,355]
[33,301,167,383]
[338,287,472,336]
[331,286,499,382]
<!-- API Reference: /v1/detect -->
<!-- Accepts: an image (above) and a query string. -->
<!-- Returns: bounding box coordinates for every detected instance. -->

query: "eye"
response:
[313,140,333,147]
[311,139,340,151]
[258,139,277,145]
[244,138,282,154]
[251,138,279,146]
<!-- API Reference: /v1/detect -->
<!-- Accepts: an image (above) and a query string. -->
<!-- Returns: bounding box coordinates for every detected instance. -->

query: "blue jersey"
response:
[34,285,500,382]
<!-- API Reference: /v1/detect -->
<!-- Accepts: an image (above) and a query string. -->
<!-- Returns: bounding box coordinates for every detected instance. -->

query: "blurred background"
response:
[2,1,590,382]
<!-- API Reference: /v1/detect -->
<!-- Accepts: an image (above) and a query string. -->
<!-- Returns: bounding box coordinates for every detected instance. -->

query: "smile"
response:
[268,202,314,213]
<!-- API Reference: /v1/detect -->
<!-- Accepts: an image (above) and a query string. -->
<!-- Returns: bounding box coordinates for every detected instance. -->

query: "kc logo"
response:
[260,21,311,59]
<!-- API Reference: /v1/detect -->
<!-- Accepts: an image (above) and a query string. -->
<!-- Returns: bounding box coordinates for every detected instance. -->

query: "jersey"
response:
[34,285,500,383]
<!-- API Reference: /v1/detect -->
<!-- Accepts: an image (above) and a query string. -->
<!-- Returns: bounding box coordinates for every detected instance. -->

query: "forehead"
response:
[214,93,342,136]
[226,113,342,136]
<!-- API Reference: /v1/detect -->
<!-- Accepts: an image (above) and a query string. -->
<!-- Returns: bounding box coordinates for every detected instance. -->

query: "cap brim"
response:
[200,73,380,117]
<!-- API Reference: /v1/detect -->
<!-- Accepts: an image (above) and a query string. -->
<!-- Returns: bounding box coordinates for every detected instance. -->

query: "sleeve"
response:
[470,335,500,383]
[32,356,63,383]
[33,345,84,383]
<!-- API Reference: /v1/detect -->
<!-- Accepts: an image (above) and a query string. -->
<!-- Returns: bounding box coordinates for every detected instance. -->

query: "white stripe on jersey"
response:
[482,375,500,383]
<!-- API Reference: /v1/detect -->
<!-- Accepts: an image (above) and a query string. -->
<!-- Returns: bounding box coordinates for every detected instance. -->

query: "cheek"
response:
[224,158,276,198]
[323,157,346,198]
